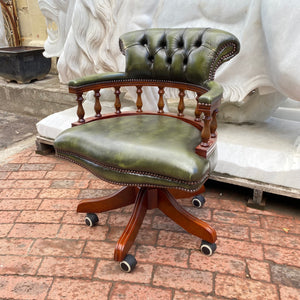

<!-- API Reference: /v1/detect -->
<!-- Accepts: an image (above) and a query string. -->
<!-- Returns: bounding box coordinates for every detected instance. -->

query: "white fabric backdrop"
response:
[0,8,8,47]
[38,0,300,122]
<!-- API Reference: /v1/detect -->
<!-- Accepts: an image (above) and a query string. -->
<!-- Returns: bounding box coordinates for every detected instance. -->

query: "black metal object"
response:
[0,46,51,83]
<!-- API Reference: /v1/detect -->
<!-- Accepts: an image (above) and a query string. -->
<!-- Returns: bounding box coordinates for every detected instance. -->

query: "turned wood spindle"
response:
[76,92,85,123]
[94,89,102,117]
[136,86,143,112]
[210,109,218,138]
[157,86,165,113]
[194,93,201,121]
[201,112,211,147]
[114,87,121,114]
[178,89,185,116]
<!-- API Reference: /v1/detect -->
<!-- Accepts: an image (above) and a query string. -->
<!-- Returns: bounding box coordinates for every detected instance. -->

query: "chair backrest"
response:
[68,28,240,156]
[119,28,240,84]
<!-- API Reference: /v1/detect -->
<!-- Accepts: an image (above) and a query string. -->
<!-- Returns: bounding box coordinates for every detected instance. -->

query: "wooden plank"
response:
[210,172,300,208]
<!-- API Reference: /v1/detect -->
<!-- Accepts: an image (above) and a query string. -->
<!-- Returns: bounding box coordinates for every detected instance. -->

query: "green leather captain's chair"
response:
[54,28,240,272]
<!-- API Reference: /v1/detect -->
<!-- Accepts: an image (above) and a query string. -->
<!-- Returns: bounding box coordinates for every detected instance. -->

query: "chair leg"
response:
[114,188,148,262]
[77,186,138,213]
[157,189,217,244]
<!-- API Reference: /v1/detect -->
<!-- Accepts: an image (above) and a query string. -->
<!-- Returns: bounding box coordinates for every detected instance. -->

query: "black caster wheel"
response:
[120,254,137,273]
[192,194,206,208]
[85,213,99,227]
[200,240,217,256]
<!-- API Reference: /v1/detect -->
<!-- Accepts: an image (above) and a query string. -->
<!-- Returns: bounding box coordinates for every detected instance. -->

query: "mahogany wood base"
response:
[77,186,217,262]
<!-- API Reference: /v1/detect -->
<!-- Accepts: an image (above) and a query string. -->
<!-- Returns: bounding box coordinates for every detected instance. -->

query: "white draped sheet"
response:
[38,0,300,122]
[0,8,8,47]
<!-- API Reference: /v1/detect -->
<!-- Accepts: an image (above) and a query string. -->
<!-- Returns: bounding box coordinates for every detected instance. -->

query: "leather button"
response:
[177,38,184,49]
[148,55,154,63]
[166,56,172,64]
[194,39,202,47]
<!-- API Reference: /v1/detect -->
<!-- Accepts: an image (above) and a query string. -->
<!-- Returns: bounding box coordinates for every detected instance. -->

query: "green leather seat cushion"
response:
[54,114,210,190]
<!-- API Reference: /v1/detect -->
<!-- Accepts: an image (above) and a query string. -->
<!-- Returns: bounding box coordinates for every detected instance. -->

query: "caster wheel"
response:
[85,213,99,227]
[120,254,137,273]
[192,194,206,208]
[200,240,217,256]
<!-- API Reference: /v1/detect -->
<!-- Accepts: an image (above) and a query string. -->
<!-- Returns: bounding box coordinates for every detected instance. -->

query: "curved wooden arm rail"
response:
[70,79,221,157]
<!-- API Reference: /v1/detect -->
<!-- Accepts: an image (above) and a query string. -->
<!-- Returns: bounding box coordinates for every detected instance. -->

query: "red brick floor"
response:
[0,146,299,299]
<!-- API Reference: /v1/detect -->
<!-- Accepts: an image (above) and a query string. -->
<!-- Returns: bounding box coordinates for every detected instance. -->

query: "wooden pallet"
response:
[210,172,300,208]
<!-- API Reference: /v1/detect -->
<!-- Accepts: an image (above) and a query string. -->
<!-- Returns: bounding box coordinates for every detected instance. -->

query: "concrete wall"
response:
[16,0,47,46]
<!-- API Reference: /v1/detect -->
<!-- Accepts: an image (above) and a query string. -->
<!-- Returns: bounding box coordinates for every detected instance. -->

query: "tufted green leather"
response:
[119,28,240,84]
[55,115,212,190]
[68,28,240,104]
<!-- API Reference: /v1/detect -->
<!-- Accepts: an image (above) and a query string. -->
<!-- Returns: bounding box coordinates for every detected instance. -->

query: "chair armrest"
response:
[69,72,127,87]
[198,81,223,105]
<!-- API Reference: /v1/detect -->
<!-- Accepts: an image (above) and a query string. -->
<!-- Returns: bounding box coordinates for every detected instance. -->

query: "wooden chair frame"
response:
[67,78,220,264]
[71,79,220,157]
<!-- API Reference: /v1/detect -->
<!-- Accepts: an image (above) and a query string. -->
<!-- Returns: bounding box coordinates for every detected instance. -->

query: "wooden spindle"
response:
[210,109,218,138]
[136,86,143,112]
[194,93,201,121]
[158,86,165,113]
[178,89,185,116]
[94,89,102,117]
[201,112,211,147]
[114,87,121,114]
[76,92,85,123]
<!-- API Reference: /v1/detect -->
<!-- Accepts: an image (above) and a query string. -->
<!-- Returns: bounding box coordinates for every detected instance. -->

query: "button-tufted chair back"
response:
[119,28,240,84]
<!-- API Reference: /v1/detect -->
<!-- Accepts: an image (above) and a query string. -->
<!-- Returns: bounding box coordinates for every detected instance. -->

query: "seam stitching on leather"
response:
[56,149,207,185]
[56,152,207,192]
[209,41,238,80]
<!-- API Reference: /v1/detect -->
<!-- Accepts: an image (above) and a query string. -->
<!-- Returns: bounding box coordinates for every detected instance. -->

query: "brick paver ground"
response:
[0,146,299,299]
